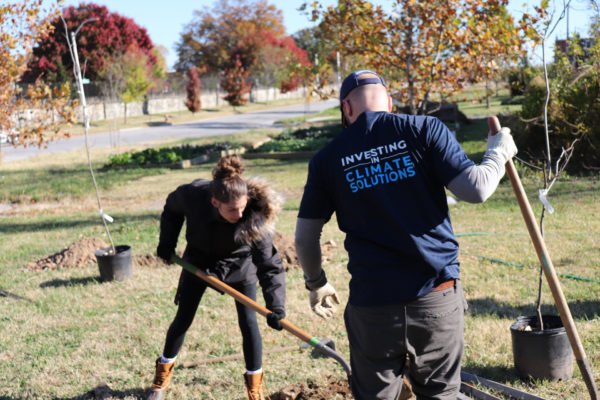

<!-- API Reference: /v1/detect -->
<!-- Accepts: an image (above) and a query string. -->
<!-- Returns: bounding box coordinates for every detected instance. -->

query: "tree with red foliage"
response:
[273,35,312,92]
[185,66,201,113]
[22,2,157,84]
[237,30,312,96]
[176,0,284,74]
[221,55,252,107]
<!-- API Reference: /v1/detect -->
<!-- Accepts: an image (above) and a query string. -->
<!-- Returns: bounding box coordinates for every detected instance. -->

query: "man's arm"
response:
[447,127,517,203]
[294,217,327,288]
[447,155,505,203]
[295,217,339,319]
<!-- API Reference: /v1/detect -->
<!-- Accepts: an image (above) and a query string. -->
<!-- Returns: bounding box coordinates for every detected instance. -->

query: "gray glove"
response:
[309,283,340,319]
[485,127,517,164]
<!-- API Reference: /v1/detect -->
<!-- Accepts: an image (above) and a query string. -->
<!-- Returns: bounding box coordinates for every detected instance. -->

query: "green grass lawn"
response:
[1,99,599,399]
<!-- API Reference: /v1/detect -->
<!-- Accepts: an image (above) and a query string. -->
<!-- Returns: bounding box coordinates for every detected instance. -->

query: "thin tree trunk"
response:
[486,79,490,109]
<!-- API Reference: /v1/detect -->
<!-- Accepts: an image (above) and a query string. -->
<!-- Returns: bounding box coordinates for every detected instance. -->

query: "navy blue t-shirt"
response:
[298,111,474,306]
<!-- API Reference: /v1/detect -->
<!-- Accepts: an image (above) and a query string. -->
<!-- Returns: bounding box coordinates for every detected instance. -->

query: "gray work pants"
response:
[344,280,466,400]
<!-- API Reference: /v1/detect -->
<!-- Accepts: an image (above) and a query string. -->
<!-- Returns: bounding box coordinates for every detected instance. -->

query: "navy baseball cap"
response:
[339,70,387,101]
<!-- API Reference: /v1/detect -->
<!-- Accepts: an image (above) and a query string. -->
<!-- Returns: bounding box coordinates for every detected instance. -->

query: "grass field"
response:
[0,97,599,399]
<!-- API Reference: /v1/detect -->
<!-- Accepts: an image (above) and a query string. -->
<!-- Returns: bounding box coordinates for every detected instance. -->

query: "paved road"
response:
[1,99,338,163]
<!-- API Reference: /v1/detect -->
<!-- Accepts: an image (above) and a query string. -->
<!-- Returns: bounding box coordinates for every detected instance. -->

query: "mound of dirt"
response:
[273,376,352,400]
[273,231,298,269]
[133,254,169,268]
[27,237,109,271]
[274,375,413,400]
[272,232,339,270]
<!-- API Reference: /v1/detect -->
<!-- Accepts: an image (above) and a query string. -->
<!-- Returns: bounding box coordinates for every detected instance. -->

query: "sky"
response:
[53,0,595,70]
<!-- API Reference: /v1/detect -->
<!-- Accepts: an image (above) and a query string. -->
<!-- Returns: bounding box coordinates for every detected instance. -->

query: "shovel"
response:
[171,255,352,379]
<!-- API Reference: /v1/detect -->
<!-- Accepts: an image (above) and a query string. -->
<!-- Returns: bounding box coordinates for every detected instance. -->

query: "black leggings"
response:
[162,270,262,371]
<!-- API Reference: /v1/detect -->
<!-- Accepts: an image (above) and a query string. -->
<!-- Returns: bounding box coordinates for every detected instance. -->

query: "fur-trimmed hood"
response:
[235,176,282,244]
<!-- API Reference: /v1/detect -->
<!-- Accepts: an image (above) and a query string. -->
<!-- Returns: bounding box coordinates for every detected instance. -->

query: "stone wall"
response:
[78,85,310,122]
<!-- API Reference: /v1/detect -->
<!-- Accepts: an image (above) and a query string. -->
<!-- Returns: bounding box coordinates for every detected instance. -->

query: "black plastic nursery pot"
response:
[95,245,133,282]
[510,315,573,381]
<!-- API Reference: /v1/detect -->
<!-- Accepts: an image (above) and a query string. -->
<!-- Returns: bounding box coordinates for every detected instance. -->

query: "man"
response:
[295,70,517,400]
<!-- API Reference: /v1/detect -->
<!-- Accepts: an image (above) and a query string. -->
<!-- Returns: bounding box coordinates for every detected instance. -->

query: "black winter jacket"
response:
[157,177,285,312]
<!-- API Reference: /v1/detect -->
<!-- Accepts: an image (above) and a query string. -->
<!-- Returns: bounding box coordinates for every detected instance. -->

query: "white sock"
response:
[160,355,177,364]
[246,368,263,375]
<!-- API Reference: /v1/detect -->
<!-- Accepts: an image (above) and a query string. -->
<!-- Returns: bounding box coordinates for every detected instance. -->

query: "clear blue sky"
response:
[55,0,594,70]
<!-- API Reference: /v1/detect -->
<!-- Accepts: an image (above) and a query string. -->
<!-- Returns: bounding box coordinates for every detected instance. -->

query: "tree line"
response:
[2,0,598,173]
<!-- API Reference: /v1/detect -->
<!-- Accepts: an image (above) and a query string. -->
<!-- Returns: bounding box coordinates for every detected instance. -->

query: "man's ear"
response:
[388,95,392,112]
[211,197,219,208]
[342,99,353,118]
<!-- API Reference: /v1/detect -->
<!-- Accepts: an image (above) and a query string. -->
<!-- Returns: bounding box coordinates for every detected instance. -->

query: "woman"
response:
[146,155,286,400]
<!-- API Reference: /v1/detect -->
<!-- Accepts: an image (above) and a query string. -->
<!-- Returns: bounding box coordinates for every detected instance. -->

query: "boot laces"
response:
[152,363,173,389]
[247,386,263,400]
[245,376,271,400]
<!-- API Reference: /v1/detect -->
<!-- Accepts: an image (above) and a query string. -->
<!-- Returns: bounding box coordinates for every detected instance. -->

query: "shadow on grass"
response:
[2,212,158,235]
[40,276,100,289]
[0,384,146,399]
[56,386,146,400]
[467,297,600,320]
[461,365,525,386]
[145,121,172,127]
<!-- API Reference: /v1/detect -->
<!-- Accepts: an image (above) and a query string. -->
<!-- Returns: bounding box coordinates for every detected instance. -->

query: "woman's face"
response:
[211,196,248,224]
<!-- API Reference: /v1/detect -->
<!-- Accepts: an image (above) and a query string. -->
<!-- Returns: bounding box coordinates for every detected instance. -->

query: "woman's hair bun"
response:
[212,154,245,181]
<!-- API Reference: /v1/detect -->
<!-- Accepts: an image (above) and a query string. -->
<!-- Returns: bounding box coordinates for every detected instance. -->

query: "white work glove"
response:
[309,283,340,319]
[485,127,517,164]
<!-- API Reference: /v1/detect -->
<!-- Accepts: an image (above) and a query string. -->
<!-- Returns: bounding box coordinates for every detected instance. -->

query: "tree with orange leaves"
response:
[309,0,529,115]
[0,0,76,151]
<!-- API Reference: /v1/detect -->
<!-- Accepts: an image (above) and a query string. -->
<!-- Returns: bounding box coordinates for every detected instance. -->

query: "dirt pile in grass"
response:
[274,375,413,400]
[21,229,332,272]
[273,376,353,399]
[27,237,109,271]
[320,239,338,264]
[132,254,169,268]
[273,231,298,269]
[127,231,300,269]
[272,231,339,270]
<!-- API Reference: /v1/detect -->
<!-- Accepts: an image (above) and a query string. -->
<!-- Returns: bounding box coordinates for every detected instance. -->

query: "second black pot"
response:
[510,315,573,381]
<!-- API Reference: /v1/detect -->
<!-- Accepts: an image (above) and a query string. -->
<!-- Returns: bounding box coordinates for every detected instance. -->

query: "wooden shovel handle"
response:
[488,116,598,400]
[172,255,313,342]
[171,255,353,378]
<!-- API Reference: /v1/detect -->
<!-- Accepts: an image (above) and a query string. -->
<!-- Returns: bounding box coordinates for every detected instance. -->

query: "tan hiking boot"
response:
[145,358,175,400]
[244,371,265,400]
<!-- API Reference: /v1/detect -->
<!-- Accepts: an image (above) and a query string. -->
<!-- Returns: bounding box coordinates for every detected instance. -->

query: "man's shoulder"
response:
[387,112,440,125]
[311,132,342,163]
